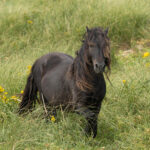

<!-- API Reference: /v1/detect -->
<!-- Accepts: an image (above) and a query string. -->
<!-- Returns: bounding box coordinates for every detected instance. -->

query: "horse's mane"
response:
[70,27,111,92]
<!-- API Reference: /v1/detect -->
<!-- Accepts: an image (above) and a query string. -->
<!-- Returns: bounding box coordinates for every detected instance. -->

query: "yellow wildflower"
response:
[0,86,4,93]
[27,65,32,75]
[27,20,33,24]
[122,80,126,84]
[50,115,56,122]
[11,96,17,99]
[27,65,32,70]
[4,92,8,95]
[21,90,24,94]
[143,52,149,58]
[11,96,20,103]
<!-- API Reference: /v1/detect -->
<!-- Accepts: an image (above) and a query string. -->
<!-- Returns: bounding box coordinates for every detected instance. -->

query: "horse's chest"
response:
[74,85,106,107]
[95,84,106,99]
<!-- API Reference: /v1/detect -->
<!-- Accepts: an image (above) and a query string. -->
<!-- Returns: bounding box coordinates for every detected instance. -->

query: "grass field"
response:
[0,0,150,149]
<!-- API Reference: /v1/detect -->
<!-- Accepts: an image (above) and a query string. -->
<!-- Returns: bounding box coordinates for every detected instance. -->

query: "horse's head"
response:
[84,27,111,74]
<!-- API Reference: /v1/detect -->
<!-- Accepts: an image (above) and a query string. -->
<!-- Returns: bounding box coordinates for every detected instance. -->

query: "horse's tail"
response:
[18,71,38,114]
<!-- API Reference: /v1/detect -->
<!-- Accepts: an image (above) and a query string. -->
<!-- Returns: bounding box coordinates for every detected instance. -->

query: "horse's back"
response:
[40,52,73,74]
[32,52,72,91]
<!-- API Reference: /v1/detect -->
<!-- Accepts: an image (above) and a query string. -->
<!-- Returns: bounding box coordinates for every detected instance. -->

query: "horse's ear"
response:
[86,26,90,32]
[104,27,109,35]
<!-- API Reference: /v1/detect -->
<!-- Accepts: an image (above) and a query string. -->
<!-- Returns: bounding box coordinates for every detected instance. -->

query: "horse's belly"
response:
[41,65,72,107]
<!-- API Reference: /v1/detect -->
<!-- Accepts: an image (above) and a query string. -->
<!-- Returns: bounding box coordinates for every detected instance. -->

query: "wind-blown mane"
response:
[70,27,111,92]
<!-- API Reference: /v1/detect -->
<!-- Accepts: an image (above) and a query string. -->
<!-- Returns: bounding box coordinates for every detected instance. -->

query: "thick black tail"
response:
[18,71,38,114]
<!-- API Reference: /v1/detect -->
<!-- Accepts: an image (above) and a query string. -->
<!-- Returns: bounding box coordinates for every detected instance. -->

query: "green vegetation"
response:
[0,0,150,149]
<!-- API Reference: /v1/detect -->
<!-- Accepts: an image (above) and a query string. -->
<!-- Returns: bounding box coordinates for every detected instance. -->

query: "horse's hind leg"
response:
[40,93,57,122]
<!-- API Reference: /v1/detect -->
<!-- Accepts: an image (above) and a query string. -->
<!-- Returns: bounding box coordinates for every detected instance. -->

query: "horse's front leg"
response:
[76,105,99,138]
[72,90,99,138]
[84,110,98,138]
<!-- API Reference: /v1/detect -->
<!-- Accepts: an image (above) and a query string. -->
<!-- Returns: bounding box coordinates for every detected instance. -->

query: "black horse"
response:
[19,27,111,138]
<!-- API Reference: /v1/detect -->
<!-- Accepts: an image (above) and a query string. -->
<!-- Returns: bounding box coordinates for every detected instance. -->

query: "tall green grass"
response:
[0,0,150,56]
[0,0,150,149]
[0,52,150,149]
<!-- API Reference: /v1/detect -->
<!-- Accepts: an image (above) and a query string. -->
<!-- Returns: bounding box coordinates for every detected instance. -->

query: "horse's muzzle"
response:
[94,62,105,74]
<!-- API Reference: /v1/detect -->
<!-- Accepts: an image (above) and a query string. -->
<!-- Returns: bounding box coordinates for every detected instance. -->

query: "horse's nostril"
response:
[95,64,98,68]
